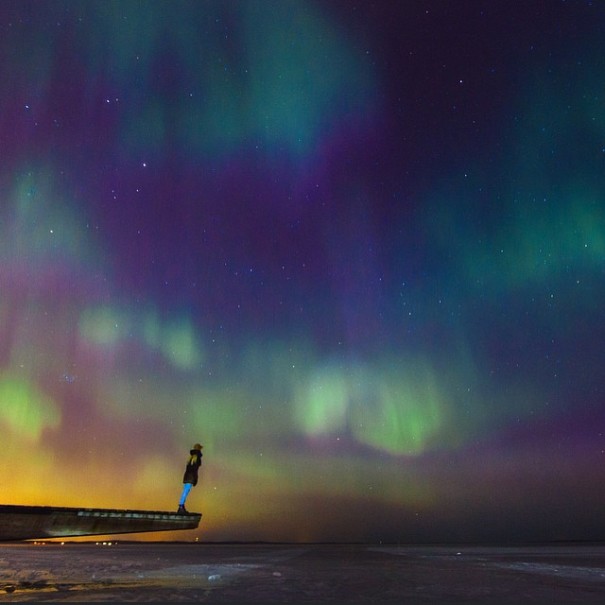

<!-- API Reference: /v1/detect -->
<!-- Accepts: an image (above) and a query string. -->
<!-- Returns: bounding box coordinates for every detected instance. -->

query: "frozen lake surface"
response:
[1,542,605,602]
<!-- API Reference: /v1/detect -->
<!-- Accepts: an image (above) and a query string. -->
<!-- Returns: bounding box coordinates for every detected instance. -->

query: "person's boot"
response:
[177,505,188,514]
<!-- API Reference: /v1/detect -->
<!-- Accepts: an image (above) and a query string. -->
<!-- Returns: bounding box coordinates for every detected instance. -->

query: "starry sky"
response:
[2,0,605,544]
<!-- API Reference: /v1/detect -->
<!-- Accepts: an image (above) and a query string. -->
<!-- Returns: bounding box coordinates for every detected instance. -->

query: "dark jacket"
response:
[182,449,203,485]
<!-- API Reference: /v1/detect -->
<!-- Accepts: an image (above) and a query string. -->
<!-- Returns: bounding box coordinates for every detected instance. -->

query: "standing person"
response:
[177,443,203,514]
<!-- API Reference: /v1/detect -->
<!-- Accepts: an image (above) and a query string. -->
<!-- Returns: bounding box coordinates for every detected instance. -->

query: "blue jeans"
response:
[179,483,193,506]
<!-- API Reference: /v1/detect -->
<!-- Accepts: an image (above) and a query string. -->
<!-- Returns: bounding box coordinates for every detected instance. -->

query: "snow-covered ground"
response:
[1,542,605,602]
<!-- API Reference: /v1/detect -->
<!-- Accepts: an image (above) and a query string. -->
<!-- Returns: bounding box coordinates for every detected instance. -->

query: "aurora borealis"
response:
[2,0,605,543]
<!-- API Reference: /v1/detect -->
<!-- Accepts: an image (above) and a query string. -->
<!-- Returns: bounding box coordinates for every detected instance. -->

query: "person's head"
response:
[193,443,203,451]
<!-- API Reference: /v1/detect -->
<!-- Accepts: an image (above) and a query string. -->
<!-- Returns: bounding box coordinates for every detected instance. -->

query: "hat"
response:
[193,443,203,450]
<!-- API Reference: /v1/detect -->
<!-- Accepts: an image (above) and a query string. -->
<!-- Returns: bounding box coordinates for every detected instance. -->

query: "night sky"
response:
[2,0,605,544]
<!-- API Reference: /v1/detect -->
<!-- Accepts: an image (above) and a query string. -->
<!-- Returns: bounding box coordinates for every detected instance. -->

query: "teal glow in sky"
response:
[1,0,605,543]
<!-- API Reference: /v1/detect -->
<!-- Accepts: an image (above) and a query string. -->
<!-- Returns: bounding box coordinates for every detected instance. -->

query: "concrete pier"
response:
[0,504,201,541]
